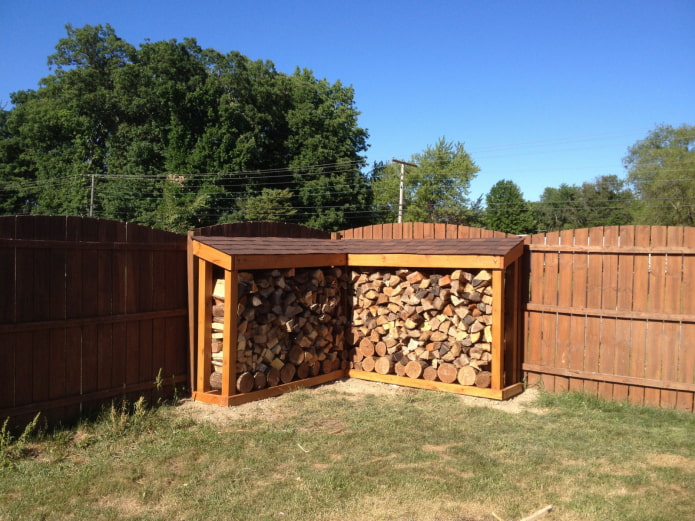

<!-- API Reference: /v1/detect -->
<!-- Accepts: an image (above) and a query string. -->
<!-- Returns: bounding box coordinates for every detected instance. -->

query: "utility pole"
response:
[89,174,95,217]
[392,159,418,223]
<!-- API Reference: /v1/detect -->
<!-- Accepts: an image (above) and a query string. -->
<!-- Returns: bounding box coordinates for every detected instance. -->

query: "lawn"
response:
[1,380,693,521]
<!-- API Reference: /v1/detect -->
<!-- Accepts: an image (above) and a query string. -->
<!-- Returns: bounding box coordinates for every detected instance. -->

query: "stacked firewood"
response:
[210,267,348,392]
[349,268,493,388]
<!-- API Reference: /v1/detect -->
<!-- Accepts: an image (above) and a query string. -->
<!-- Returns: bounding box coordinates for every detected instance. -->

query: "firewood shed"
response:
[187,234,525,406]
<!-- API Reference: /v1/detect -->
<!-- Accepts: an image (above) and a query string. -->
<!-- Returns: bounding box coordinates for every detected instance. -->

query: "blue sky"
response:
[1,0,693,201]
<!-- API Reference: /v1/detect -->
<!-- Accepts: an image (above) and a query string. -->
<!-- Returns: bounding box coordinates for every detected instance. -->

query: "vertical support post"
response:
[511,260,522,383]
[221,269,238,397]
[187,232,197,392]
[196,258,213,393]
[491,269,505,390]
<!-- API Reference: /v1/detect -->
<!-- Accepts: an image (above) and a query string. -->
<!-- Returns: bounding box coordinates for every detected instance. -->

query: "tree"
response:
[578,175,634,227]
[533,175,635,231]
[226,187,297,223]
[533,184,582,231]
[0,25,372,232]
[371,137,479,223]
[624,124,695,226]
[484,180,535,234]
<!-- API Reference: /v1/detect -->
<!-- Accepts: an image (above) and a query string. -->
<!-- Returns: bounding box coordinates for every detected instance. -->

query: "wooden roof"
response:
[194,236,523,256]
[192,236,525,271]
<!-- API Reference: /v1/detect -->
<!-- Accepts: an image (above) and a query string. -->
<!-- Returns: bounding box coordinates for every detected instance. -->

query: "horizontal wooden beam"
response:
[0,238,185,251]
[0,374,187,419]
[522,363,695,393]
[347,370,524,400]
[525,303,695,324]
[527,244,695,255]
[192,241,232,270]
[233,253,347,271]
[347,253,505,269]
[192,370,347,406]
[0,309,187,334]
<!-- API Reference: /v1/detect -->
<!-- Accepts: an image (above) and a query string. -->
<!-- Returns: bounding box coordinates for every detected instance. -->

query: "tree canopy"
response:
[0,24,371,231]
[624,124,695,226]
[370,137,480,224]
[533,175,635,231]
[484,180,535,234]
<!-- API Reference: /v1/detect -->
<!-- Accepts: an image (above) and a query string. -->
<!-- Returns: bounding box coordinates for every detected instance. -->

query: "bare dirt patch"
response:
[174,378,543,424]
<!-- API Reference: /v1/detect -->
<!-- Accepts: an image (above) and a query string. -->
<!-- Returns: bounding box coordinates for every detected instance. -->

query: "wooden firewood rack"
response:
[188,234,525,406]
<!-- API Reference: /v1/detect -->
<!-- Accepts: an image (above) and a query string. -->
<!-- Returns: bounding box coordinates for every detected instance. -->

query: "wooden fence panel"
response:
[523,225,695,412]
[0,216,188,428]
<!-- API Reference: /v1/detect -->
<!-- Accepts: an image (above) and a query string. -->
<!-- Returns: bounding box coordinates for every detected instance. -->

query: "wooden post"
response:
[491,269,504,390]
[196,258,213,392]
[221,269,238,397]
[187,231,197,393]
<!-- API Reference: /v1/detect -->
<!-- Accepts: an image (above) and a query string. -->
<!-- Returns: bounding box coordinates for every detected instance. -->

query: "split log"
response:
[253,371,267,390]
[436,362,458,384]
[297,361,311,380]
[405,359,429,379]
[209,371,222,390]
[374,355,394,375]
[361,356,376,372]
[267,367,281,387]
[279,362,296,384]
[457,365,477,386]
[475,370,492,388]
[394,359,408,377]
[422,365,438,381]
[236,372,255,393]
[359,337,375,357]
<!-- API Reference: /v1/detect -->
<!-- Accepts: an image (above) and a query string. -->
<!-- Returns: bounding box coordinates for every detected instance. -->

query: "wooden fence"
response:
[524,225,695,412]
[339,223,695,412]
[0,216,188,428]
[2,218,693,425]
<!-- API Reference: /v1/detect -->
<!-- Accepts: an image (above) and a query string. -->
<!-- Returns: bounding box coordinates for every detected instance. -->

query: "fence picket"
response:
[661,227,684,408]
[568,228,588,392]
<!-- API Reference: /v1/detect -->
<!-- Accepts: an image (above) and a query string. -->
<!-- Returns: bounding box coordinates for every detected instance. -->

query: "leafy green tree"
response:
[371,137,479,224]
[578,175,635,227]
[0,25,372,231]
[533,184,583,231]
[286,69,371,230]
[624,124,695,226]
[484,180,536,234]
[227,187,297,223]
[534,175,635,231]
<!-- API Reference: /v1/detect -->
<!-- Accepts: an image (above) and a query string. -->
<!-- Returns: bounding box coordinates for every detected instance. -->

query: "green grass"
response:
[1,385,693,521]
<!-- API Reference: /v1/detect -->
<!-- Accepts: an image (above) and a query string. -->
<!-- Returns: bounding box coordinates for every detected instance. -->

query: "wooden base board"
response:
[192,370,347,407]
[347,370,525,400]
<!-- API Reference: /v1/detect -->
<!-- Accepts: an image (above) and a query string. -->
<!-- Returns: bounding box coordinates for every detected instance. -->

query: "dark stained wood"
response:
[194,236,525,257]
